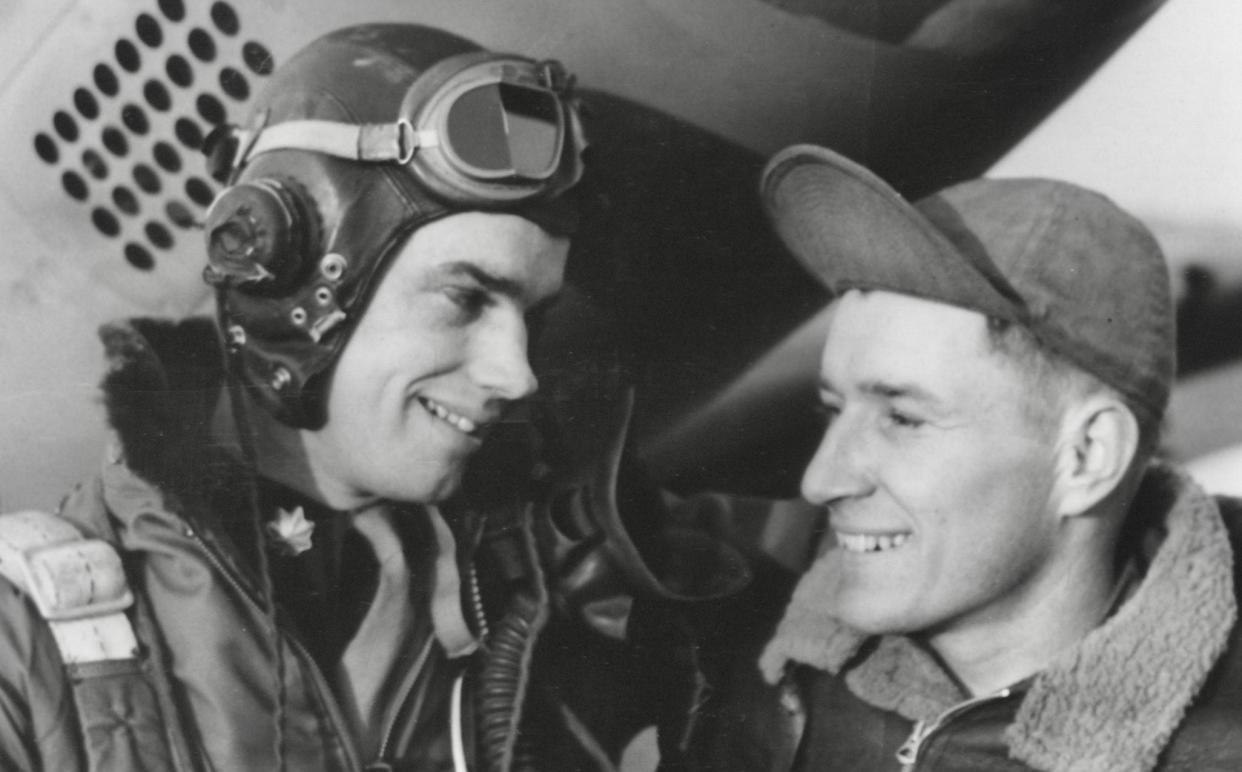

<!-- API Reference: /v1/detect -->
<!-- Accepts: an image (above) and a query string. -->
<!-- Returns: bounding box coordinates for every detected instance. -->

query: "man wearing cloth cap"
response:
[0,25,746,771]
[687,145,1242,771]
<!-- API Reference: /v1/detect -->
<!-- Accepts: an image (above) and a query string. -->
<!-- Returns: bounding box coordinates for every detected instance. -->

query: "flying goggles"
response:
[209,52,586,205]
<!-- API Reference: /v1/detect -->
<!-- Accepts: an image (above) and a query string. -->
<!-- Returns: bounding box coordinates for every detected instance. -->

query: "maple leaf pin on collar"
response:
[267,506,316,556]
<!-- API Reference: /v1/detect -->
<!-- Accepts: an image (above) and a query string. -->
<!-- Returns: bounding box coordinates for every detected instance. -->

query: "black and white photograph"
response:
[0,1,1238,769]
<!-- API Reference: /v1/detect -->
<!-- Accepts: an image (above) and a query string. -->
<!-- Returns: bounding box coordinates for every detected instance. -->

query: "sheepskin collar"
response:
[759,464,1237,772]
[98,316,231,495]
[95,316,277,583]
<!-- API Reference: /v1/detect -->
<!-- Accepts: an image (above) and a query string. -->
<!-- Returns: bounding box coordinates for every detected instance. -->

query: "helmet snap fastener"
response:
[270,367,292,391]
[320,253,347,282]
[314,286,333,306]
[290,306,308,325]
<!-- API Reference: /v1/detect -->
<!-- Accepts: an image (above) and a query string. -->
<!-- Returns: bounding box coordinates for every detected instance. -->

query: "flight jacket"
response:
[682,465,1242,772]
[0,316,751,771]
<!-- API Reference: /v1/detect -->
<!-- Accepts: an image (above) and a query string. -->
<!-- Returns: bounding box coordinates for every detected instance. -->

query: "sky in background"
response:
[991,0,1242,242]
[993,0,1242,493]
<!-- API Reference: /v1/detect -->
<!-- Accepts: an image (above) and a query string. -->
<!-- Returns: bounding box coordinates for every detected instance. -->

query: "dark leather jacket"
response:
[683,466,1242,772]
[0,317,750,771]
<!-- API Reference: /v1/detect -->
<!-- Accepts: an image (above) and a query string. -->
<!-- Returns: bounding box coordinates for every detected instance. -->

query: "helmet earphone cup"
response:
[203,177,321,295]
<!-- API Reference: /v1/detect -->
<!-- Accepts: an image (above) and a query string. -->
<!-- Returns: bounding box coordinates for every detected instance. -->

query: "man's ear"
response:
[1054,395,1140,518]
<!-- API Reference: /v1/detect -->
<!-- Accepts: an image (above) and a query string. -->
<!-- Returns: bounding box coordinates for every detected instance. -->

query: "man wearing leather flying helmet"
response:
[0,24,748,771]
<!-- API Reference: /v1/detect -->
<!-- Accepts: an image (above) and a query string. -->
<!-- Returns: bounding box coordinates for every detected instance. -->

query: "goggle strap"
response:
[236,120,439,167]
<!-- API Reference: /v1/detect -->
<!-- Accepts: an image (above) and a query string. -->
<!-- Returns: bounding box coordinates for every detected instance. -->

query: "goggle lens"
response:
[446,82,564,179]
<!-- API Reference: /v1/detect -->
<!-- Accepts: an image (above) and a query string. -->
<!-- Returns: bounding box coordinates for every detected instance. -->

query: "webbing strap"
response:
[0,510,138,664]
[235,119,439,167]
[0,509,186,770]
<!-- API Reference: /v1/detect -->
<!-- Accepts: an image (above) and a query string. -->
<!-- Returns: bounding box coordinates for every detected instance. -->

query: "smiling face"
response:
[301,211,568,509]
[801,290,1066,638]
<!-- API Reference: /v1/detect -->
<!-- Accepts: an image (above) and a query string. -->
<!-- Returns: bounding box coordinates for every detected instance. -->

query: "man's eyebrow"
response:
[436,261,563,312]
[819,374,941,403]
[858,379,942,405]
[437,261,525,300]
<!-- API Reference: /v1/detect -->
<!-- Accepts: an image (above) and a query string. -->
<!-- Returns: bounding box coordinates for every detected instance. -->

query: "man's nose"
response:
[468,313,539,401]
[800,414,876,505]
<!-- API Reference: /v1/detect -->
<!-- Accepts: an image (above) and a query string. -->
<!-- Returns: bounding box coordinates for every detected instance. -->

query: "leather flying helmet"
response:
[201,24,586,427]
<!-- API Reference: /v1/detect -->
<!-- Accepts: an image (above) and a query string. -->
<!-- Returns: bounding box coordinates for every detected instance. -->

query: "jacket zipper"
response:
[374,634,437,761]
[895,688,1012,771]
[371,548,489,763]
[183,525,268,609]
[184,525,366,771]
[190,513,489,769]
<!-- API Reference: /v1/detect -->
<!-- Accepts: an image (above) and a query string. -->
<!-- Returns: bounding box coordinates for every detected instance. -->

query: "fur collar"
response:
[97,317,273,580]
[99,316,229,493]
[759,464,1237,772]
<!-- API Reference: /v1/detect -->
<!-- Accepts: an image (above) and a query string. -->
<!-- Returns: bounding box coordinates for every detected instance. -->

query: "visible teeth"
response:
[421,398,479,434]
[837,532,910,554]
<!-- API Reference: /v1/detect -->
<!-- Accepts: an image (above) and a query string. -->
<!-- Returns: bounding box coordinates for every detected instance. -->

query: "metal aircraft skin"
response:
[0,0,1172,516]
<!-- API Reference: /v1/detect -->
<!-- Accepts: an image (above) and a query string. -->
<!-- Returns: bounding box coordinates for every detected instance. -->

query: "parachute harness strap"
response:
[0,509,139,666]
